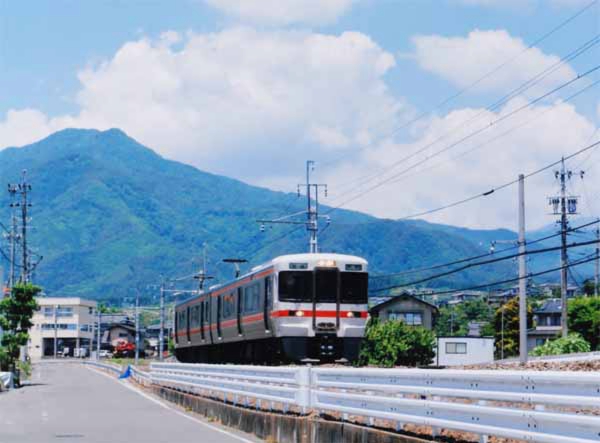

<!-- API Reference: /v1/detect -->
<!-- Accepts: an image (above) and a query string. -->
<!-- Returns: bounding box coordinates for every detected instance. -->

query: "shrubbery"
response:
[531,333,591,356]
[358,319,435,367]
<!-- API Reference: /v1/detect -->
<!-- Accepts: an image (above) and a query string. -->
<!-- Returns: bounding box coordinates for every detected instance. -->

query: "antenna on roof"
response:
[223,258,247,278]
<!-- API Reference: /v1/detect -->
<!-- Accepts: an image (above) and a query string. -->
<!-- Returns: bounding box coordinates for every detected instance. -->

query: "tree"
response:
[358,319,435,367]
[582,279,597,296]
[531,333,590,356]
[568,296,600,350]
[435,299,494,337]
[493,297,533,358]
[0,283,41,371]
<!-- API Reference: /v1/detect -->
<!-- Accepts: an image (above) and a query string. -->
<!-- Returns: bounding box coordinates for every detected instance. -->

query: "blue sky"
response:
[0,0,599,229]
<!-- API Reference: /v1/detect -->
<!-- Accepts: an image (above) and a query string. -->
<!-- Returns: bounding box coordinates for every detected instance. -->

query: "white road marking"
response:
[88,367,256,443]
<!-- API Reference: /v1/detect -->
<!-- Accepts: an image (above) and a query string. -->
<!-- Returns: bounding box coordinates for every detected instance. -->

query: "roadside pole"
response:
[159,283,165,362]
[518,174,528,363]
[96,310,101,360]
[53,304,58,359]
[135,290,140,365]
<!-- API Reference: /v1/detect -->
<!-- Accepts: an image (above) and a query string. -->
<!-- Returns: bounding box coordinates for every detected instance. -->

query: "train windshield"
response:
[279,271,313,302]
[340,272,368,304]
[315,269,337,303]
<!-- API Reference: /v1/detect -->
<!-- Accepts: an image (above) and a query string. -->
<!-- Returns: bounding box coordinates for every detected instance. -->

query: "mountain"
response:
[0,128,531,304]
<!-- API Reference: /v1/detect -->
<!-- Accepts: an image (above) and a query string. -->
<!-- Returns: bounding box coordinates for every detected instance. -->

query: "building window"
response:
[445,342,467,354]
[43,307,54,317]
[388,311,423,326]
[41,323,77,330]
[56,307,73,317]
[118,332,129,338]
[89,307,94,315]
[536,338,546,347]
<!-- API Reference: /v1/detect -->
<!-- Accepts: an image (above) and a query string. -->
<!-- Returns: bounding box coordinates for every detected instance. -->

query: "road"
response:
[0,362,260,443]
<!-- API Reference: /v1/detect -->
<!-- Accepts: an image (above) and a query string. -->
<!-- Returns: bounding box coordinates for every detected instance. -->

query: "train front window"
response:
[315,269,338,303]
[278,271,313,302]
[340,272,368,304]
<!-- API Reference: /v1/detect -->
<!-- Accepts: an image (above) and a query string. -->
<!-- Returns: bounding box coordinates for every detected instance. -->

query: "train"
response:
[173,253,369,364]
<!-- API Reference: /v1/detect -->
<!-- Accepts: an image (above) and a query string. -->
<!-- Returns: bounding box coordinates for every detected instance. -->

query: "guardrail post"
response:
[297,366,312,414]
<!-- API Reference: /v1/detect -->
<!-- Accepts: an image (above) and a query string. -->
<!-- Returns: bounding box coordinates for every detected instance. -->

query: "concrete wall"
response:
[436,337,494,366]
[152,385,431,443]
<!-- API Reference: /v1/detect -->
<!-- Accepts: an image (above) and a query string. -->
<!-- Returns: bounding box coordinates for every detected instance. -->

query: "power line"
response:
[370,218,600,280]
[327,64,600,213]
[372,253,598,298]
[322,0,598,172]
[329,33,600,203]
[371,238,600,293]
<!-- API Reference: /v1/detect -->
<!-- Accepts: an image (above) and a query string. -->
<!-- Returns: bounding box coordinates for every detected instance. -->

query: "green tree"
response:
[494,297,533,358]
[568,296,600,350]
[0,283,41,371]
[359,319,435,367]
[531,333,591,356]
[582,279,597,296]
[435,299,494,337]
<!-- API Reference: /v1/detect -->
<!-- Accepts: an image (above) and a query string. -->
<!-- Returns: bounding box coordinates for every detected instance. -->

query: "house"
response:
[103,323,137,348]
[527,298,562,351]
[435,336,495,366]
[447,291,485,306]
[28,297,97,359]
[145,323,170,354]
[369,294,438,330]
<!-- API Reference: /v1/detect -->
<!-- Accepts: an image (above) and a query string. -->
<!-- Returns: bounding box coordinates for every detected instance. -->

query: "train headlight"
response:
[346,312,354,318]
[317,259,337,267]
[295,310,305,317]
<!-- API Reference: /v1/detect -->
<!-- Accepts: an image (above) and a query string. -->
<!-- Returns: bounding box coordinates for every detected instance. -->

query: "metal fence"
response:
[84,360,123,376]
[146,363,600,443]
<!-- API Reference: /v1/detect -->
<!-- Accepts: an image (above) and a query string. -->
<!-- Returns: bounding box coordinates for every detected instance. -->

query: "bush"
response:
[568,297,600,350]
[358,319,435,367]
[531,333,591,356]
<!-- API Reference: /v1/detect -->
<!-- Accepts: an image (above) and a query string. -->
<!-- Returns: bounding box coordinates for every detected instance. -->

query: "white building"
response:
[28,297,97,359]
[435,337,494,366]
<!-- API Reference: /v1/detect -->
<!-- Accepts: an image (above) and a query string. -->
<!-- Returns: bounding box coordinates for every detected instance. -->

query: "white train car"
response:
[174,253,368,364]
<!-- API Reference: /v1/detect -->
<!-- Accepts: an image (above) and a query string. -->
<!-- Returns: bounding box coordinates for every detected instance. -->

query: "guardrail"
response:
[84,360,123,376]
[130,365,152,387]
[147,363,600,443]
[151,362,310,412]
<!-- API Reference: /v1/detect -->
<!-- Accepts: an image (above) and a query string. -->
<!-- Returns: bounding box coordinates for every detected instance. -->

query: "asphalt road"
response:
[0,362,260,443]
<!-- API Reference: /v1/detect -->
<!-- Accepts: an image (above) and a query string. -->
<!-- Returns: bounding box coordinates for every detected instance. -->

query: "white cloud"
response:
[204,0,355,25]
[320,97,598,229]
[453,0,590,7]
[412,29,575,94]
[0,28,404,184]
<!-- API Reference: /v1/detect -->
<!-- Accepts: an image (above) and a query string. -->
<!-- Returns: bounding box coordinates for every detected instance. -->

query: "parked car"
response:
[98,350,112,359]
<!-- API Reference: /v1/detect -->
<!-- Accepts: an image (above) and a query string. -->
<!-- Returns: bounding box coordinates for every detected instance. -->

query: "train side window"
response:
[244,283,260,313]
[265,276,273,309]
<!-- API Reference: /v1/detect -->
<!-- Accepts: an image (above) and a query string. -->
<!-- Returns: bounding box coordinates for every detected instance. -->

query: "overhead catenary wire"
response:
[371,238,600,293]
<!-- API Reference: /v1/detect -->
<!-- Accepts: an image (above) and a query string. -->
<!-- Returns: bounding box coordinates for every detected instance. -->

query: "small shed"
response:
[369,294,438,330]
[435,336,494,366]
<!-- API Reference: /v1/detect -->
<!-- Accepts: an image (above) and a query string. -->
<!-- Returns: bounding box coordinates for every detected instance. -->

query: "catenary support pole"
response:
[518,174,528,363]
[595,219,599,297]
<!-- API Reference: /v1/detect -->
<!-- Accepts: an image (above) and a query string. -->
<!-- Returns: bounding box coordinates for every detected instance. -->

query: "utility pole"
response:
[159,281,165,362]
[595,219,599,297]
[548,158,583,338]
[518,174,528,363]
[96,309,101,360]
[195,244,214,290]
[135,289,140,366]
[3,213,19,290]
[257,161,329,254]
[53,304,58,359]
[8,170,32,283]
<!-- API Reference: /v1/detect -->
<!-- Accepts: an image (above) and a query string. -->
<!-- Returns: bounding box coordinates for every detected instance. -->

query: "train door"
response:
[207,298,214,345]
[236,287,243,336]
[200,298,205,341]
[217,295,223,339]
[264,276,273,333]
[174,309,179,344]
[186,306,191,342]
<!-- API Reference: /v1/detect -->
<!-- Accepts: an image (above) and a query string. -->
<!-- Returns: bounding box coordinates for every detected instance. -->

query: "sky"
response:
[0,0,599,232]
